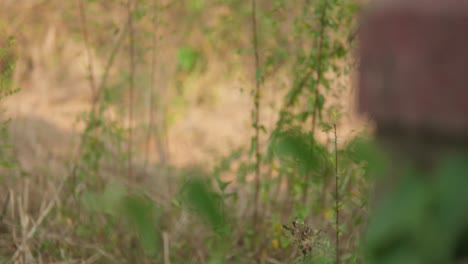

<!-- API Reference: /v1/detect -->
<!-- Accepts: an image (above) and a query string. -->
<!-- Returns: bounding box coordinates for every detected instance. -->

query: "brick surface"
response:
[358,0,468,135]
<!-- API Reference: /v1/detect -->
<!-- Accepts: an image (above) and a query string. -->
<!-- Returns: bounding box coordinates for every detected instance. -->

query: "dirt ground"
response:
[3,59,367,173]
[0,0,368,173]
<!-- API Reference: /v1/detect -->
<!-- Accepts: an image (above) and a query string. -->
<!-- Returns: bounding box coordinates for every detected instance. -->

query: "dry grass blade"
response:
[8,178,66,264]
[0,190,10,222]
[42,233,119,264]
[163,231,171,264]
[266,257,283,264]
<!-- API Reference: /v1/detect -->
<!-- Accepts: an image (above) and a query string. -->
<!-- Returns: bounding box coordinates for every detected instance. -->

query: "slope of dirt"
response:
[0,0,369,181]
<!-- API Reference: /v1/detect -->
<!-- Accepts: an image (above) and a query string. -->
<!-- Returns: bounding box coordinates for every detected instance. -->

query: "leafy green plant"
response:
[0,34,19,172]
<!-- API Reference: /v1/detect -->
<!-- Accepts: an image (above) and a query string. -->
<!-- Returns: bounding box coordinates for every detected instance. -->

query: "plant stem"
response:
[69,0,128,194]
[144,0,158,169]
[251,0,261,237]
[69,22,128,192]
[77,0,97,98]
[95,24,129,107]
[311,0,329,136]
[127,0,135,182]
[334,123,340,264]
[272,0,330,140]
[302,0,329,204]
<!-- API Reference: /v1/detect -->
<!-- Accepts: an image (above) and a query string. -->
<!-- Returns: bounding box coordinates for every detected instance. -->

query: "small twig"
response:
[48,260,81,264]
[69,1,129,192]
[43,233,119,263]
[84,253,101,264]
[163,231,171,264]
[77,0,97,97]
[69,22,128,194]
[94,23,129,107]
[311,0,329,136]
[144,0,158,169]
[266,257,283,264]
[0,191,10,222]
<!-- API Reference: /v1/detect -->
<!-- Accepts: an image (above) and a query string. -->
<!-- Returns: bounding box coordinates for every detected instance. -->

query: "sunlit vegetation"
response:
[0,1,374,263]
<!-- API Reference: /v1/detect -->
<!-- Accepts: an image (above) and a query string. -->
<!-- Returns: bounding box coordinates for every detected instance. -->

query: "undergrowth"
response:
[0,1,372,263]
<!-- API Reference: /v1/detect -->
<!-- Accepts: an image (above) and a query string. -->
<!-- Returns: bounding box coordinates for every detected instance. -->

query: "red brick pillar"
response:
[360,0,468,137]
[360,0,468,194]
[358,0,468,262]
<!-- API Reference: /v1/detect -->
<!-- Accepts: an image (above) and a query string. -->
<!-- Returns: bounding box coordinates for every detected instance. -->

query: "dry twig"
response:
[163,231,171,264]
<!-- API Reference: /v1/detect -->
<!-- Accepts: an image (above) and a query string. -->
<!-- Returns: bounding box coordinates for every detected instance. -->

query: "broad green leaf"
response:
[184,178,225,231]
[123,194,159,256]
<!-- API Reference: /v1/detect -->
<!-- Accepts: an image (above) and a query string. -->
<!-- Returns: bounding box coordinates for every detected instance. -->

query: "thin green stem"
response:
[77,0,97,97]
[251,0,262,240]
[144,0,158,169]
[302,0,329,204]
[127,0,135,182]
[311,0,329,136]
[334,123,340,264]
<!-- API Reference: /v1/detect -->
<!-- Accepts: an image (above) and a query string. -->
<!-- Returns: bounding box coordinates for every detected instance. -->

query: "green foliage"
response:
[81,182,162,256]
[271,128,321,174]
[182,175,228,234]
[81,181,127,215]
[177,46,202,73]
[0,34,18,172]
[0,36,15,93]
[123,193,161,256]
[0,119,14,170]
[189,0,206,12]
[346,135,387,179]
[366,155,468,264]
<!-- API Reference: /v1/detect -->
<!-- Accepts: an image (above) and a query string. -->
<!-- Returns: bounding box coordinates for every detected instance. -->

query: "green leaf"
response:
[320,122,333,132]
[334,43,347,58]
[101,181,127,215]
[177,46,200,72]
[317,94,325,110]
[216,177,231,192]
[272,128,319,172]
[123,194,159,256]
[236,162,247,183]
[294,111,308,122]
[249,137,257,157]
[184,178,225,230]
[255,68,263,83]
[320,78,331,90]
[346,136,386,178]
[81,190,100,212]
[133,6,147,20]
